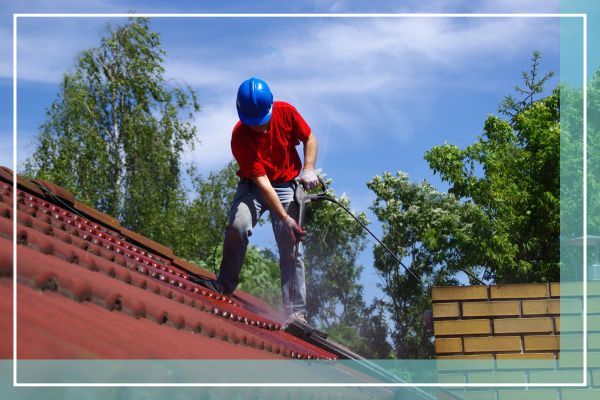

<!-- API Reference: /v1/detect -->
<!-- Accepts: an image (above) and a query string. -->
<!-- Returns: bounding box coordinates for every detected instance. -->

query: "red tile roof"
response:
[0,167,335,361]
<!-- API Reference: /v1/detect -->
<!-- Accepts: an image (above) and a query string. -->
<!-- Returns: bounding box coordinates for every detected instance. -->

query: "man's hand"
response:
[299,168,319,190]
[283,215,306,242]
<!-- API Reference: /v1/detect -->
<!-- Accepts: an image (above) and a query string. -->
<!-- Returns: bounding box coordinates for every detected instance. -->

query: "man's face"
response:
[248,120,270,133]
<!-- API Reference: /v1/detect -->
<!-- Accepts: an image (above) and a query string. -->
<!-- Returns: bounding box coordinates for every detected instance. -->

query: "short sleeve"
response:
[291,107,312,142]
[231,136,266,178]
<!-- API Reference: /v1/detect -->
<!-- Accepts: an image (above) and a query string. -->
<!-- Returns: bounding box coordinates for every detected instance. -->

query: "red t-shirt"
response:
[231,101,312,183]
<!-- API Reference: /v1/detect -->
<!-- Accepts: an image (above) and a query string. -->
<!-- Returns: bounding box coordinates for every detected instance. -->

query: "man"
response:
[207,77,318,324]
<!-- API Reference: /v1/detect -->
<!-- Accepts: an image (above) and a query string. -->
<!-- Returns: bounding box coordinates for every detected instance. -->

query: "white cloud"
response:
[182,100,238,175]
[161,15,557,155]
[164,59,239,89]
[0,130,38,170]
[6,12,559,176]
[327,0,560,13]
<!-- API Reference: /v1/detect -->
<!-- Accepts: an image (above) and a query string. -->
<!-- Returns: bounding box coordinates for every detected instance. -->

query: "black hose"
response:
[318,194,486,286]
[318,196,421,282]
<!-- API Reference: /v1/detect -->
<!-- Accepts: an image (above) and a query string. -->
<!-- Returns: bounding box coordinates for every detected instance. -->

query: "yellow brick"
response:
[467,371,526,384]
[561,389,600,400]
[585,315,600,332]
[436,373,466,383]
[432,302,460,319]
[490,283,548,299]
[552,281,600,298]
[495,353,556,370]
[435,338,463,354]
[463,336,521,353]
[437,354,495,371]
[462,301,520,317]
[593,370,600,387]
[432,286,488,301]
[557,352,585,369]
[496,353,555,360]
[555,316,600,333]
[493,317,553,334]
[497,389,559,400]
[522,299,582,316]
[528,370,583,383]
[523,335,559,352]
[434,319,491,336]
[551,282,584,298]
[561,334,586,350]
[587,351,600,368]
[588,298,600,314]
[521,299,555,315]
[438,353,494,360]
[443,391,497,400]
[591,334,600,349]
[591,281,600,298]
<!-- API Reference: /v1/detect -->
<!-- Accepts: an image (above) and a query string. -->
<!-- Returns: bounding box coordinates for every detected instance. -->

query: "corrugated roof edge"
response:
[74,200,121,231]
[169,257,281,318]
[171,256,215,279]
[0,165,278,317]
[31,179,75,205]
[0,166,121,232]
[119,226,175,260]
[0,167,45,198]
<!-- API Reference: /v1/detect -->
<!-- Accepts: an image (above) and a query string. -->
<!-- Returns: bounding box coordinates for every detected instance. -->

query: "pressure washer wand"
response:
[295,177,421,283]
[296,177,485,286]
[321,196,421,283]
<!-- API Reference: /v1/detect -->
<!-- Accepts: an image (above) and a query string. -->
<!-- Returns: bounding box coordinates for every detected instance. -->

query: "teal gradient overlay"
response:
[7,9,597,400]
[558,13,585,382]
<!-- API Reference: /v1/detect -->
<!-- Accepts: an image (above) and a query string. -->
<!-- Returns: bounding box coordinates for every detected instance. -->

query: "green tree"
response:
[178,161,281,307]
[424,56,559,283]
[368,172,487,358]
[302,181,393,358]
[498,50,555,121]
[559,69,600,279]
[363,53,561,359]
[355,299,394,359]
[177,161,240,265]
[560,70,600,238]
[304,186,367,328]
[24,18,200,249]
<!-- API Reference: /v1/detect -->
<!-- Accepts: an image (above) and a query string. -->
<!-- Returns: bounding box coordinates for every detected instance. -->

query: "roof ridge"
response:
[0,168,272,315]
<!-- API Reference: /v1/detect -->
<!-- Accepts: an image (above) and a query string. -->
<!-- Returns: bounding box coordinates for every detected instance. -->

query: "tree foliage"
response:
[368,172,486,358]
[560,69,600,239]
[178,161,281,307]
[498,50,555,121]
[303,180,393,358]
[304,184,367,327]
[424,55,559,283]
[366,53,560,358]
[24,18,200,249]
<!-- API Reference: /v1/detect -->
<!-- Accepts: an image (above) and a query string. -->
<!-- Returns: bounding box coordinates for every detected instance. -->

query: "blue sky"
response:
[2,0,597,306]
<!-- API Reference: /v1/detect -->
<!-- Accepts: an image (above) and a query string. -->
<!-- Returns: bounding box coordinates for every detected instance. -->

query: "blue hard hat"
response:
[236,77,273,126]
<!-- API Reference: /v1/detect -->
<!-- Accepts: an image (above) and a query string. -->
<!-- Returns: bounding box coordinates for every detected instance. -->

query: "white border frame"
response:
[12,12,588,388]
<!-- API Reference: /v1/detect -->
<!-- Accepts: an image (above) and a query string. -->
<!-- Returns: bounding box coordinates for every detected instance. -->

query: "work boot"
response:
[190,277,227,296]
[288,311,308,325]
[202,279,224,295]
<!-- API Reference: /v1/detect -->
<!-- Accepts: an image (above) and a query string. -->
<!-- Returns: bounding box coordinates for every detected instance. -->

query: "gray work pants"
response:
[217,179,306,317]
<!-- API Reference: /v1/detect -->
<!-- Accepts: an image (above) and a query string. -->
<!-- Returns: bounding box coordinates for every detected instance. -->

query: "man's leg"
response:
[271,184,306,319]
[217,181,264,295]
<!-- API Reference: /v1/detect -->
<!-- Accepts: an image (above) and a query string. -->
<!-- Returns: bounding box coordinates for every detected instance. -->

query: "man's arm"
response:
[303,133,318,170]
[252,175,304,239]
[252,175,287,220]
[299,133,319,189]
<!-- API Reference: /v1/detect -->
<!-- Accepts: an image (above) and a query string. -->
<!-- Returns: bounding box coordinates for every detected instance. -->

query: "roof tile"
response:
[0,174,339,361]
